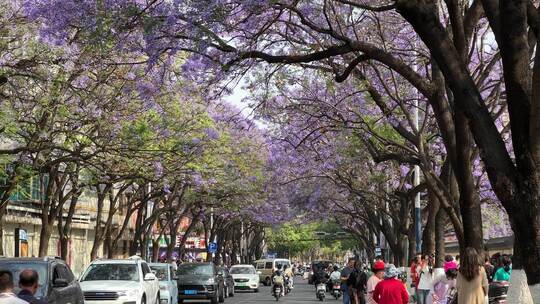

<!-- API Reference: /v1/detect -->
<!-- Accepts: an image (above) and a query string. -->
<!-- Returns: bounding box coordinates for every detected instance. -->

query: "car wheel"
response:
[254,288,259,293]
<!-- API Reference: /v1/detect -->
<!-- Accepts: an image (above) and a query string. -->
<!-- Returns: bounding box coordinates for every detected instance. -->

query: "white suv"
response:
[79,257,160,304]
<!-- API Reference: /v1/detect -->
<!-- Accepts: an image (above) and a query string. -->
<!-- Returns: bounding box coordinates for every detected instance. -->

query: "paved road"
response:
[184,278,343,303]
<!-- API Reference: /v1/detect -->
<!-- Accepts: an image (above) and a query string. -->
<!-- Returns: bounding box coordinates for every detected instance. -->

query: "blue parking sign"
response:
[209,242,218,253]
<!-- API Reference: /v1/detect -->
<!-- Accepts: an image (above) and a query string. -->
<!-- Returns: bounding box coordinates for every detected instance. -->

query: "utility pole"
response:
[414,91,422,255]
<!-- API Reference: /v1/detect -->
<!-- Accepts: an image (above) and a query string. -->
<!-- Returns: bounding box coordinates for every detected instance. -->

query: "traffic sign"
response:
[208,242,218,254]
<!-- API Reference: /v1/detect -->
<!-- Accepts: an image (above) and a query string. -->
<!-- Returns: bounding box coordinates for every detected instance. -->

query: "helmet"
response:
[373,261,385,271]
[333,265,339,271]
[277,264,282,270]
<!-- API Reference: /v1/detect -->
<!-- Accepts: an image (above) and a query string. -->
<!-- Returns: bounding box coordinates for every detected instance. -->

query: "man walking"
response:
[18,269,47,304]
[0,270,28,304]
[341,259,355,304]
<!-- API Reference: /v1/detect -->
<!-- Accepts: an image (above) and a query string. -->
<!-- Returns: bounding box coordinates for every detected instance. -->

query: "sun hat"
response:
[384,264,399,278]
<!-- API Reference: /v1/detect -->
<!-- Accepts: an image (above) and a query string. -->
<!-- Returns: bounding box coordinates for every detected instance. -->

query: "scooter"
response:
[316,283,326,301]
[488,281,509,304]
[284,276,293,295]
[272,276,284,301]
[331,280,342,299]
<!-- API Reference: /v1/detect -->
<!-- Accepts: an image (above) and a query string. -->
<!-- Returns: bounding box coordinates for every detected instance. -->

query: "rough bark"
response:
[434,209,446,268]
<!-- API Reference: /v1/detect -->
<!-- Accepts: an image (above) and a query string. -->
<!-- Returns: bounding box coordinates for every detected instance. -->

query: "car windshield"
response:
[81,264,139,281]
[177,264,213,276]
[230,267,255,274]
[150,266,168,281]
[0,262,48,298]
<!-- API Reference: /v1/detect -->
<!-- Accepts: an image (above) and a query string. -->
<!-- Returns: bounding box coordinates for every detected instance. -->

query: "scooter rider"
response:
[284,264,294,289]
[313,264,329,289]
[329,265,342,291]
[271,265,285,296]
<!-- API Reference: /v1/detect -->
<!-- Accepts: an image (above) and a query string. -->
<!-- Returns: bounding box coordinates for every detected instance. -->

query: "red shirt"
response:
[372,278,409,304]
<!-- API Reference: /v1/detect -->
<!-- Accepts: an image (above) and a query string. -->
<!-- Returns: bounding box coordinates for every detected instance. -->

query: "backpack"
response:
[355,270,367,291]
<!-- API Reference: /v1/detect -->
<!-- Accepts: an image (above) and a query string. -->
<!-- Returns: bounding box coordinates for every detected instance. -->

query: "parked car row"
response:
[0,257,263,304]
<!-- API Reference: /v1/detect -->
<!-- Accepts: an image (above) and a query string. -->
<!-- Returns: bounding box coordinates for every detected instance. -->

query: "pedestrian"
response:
[410,255,421,302]
[416,254,434,304]
[0,270,28,304]
[492,255,511,282]
[456,247,488,304]
[340,259,355,304]
[365,260,385,304]
[483,253,494,282]
[347,260,367,304]
[372,264,409,304]
[18,269,47,304]
[432,260,458,304]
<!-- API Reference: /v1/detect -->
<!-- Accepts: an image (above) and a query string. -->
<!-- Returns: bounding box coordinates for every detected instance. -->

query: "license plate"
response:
[184,290,197,295]
[237,283,247,286]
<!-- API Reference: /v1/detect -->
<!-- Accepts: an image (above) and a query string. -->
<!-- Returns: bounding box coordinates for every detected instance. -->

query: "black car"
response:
[0,257,84,304]
[177,262,225,304]
[218,267,235,298]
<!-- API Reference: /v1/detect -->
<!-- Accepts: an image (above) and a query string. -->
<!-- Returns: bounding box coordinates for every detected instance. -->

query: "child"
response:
[432,261,458,304]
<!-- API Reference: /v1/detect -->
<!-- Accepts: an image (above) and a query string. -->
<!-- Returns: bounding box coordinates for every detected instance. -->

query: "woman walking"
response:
[456,247,488,304]
[416,254,434,304]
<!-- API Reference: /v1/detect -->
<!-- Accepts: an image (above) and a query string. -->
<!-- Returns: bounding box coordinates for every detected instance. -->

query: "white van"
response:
[253,258,291,286]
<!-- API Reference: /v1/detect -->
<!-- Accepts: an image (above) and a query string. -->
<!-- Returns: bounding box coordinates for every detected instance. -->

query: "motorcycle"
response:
[488,281,509,304]
[316,283,326,301]
[272,275,284,301]
[330,280,341,299]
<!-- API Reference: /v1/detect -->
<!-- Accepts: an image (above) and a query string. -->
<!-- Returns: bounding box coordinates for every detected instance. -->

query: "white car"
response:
[79,257,160,304]
[229,264,259,292]
[149,263,178,304]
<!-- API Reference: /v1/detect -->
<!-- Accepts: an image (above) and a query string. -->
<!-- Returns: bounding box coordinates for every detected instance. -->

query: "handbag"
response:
[447,287,457,304]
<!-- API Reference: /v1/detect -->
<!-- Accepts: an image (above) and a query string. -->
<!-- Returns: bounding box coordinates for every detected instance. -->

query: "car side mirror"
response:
[53,278,69,288]
[144,273,157,281]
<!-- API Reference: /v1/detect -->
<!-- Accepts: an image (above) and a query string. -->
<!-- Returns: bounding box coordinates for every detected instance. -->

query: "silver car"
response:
[149,263,178,304]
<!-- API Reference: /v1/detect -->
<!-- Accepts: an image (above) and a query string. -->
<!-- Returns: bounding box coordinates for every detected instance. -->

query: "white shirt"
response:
[0,292,29,304]
[330,271,341,281]
[417,264,434,290]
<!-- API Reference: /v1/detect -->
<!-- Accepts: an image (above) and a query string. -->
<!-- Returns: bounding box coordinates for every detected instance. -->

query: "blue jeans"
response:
[342,288,351,304]
[417,289,430,304]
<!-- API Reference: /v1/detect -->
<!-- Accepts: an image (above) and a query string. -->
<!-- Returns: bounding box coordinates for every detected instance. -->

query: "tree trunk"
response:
[152,238,160,262]
[434,209,446,268]
[38,222,53,257]
[422,189,438,255]
[454,110,484,252]
[395,0,540,284]
[508,196,540,285]
[0,206,7,256]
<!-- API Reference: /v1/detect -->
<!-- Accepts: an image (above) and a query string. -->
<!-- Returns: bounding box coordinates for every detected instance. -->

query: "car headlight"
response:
[118,289,139,299]
[206,278,215,285]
